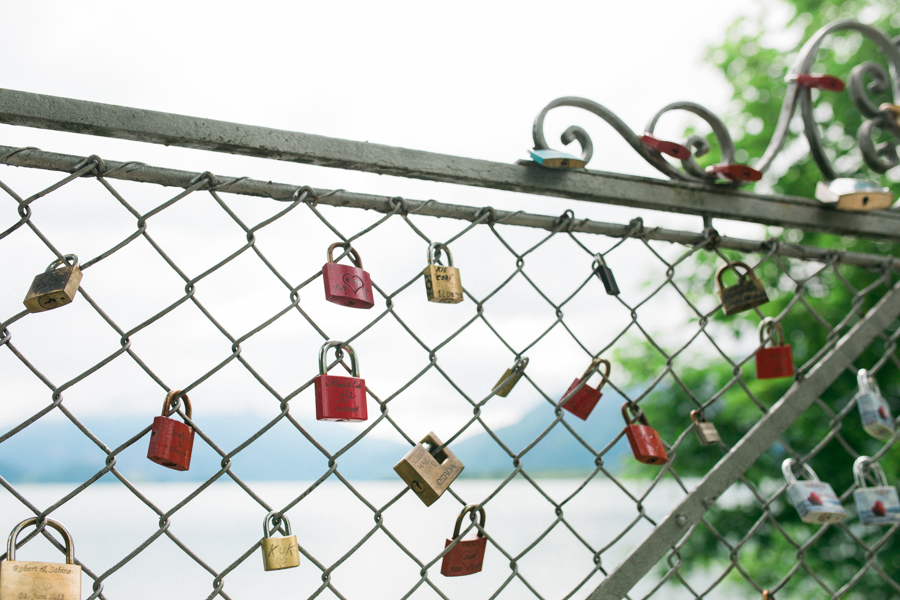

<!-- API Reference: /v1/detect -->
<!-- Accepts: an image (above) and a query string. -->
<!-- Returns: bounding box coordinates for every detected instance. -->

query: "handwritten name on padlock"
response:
[322,243,375,309]
[314,341,368,422]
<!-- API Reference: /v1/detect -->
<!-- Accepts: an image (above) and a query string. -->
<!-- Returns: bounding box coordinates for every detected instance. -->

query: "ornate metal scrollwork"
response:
[532,18,900,189]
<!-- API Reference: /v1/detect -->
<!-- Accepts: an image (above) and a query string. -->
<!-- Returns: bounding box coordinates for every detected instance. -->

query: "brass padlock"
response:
[261,512,300,571]
[815,178,893,211]
[422,243,464,304]
[0,517,81,600]
[394,432,464,506]
[23,254,83,313]
[690,410,721,445]
[715,261,769,316]
[492,357,528,397]
[881,103,900,127]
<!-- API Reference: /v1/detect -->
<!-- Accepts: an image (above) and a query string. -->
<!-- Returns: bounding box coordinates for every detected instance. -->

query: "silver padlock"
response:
[690,410,721,445]
[782,459,846,524]
[852,457,900,526]
[854,369,893,440]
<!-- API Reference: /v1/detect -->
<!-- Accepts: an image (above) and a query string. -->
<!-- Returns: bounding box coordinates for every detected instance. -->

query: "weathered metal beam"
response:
[589,278,900,600]
[1,89,899,241]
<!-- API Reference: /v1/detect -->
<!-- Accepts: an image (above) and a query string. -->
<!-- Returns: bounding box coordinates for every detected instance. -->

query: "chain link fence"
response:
[0,141,898,600]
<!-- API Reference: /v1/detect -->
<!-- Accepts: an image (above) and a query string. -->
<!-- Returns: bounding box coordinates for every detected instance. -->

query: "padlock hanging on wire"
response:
[261,512,301,571]
[852,457,900,526]
[440,505,487,577]
[422,243,464,304]
[853,368,893,441]
[782,458,846,524]
[592,254,619,296]
[714,260,769,315]
[492,357,528,397]
[560,358,611,420]
[690,410,721,445]
[393,432,464,506]
[322,242,374,308]
[313,340,367,422]
[147,390,195,471]
[755,318,794,380]
[0,518,81,600]
[23,254,83,313]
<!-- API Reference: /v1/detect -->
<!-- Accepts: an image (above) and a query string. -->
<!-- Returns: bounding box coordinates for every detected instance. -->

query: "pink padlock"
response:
[322,243,374,309]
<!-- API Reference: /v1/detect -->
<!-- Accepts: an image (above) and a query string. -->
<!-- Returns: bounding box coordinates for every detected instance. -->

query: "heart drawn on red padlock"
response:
[872,500,886,517]
[342,273,364,293]
[807,492,823,505]
[878,406,888,420]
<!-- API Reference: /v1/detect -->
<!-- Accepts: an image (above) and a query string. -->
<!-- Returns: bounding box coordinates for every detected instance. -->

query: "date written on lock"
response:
[0,518,81,600]
[423,242,464,304]
[441,505,487,577]
[322,243,374,309]
[394,432,464,506]
[147,390,195,471]
[313,340,367,422]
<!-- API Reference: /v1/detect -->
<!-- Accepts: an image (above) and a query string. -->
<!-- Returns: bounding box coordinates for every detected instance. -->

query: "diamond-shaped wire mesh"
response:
[0,146,897,600]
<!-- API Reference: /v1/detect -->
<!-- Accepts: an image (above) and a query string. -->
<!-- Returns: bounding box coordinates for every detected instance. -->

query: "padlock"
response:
[0,517,81,600]
[782,459,846,524]
[321,243,375,309]
[147,390,195,471]
[492,357,528,398]
[22,254,83,313]
[440,505,487,577]
[706,163,762,182]
[787,73,845,91]
[622,403,668,464]
[261,512,301,571]
[592,254,619,296]
[881,103,900,128]
[640,133,690,160]
[715,261,769,316]
[814,178,893,211]
[528,148,587,169]
[854,368,893,440]
[852,457,900,526]
[393,432,464,507]
[756,318,794,380]
[690,410,721,445]
[422,243,464,304]
[313,340,367,422]
[561,358,611,421]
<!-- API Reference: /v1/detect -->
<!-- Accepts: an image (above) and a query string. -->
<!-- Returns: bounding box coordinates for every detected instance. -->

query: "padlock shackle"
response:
[162,390,192,420]
[689,409,707,426]
[621,402,649,427]
[326,243,363,269]
[452,504,486,539]
[781,458,820,485]
[512,356,529,374]
[715,260,756,289]
[856,368,881,396]
[591,254,607,269]
[6,517,75,564]
[758,318,785,347]
[426,242,454,267]
[46,254,79,272]
[263,511,292,538]
[581,358,611,389]
[853,456,889,489]
[318,340,359,377]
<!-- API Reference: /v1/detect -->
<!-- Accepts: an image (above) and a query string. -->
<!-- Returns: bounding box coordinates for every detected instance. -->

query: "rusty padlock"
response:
[756,318,794,380]
[852,457,900,526]
[261,512,301,571]
[322,242,374,309]
[715,261,769,316]
[854,368,893,440]
[422,243,464,304]
[314,340,367,422]
[147,390,195,471]
[690,410,721,445]
[787,73,845,91]
[782,459,846,524]
[440,505,487,577]
[640,133,690,160]
[528,148,587,169]
[492,357,528,398]
[0,518,81,600]
[23,254,83,313]
[561,358,611,421]
[622,403,668,465]
[394,432,464,507]
[815,178,893,211]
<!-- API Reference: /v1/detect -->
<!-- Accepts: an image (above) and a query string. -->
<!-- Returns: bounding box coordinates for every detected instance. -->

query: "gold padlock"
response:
[23,254,83,313]
[0,517,81,600]
[881,103,900,127]
[261,512,300,571]
[690,410,721,445]
[715,261,769,316]
[394,432,464,506]
[422,243,464,304]
[492,357,529,397]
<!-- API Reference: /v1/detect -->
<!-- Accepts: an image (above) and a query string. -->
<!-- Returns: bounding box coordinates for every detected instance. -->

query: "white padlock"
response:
[854,369,894,440]
[782,459,846,524]
[853,457,900,526]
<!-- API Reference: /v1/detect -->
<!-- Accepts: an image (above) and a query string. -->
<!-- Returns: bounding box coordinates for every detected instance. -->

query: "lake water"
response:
[0,478,723,599]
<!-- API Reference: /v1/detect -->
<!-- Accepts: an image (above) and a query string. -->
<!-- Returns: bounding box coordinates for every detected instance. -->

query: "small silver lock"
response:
[690,410,721,445]
[852,457,900,526]
[854,368,893,440]
[782,459,846,524]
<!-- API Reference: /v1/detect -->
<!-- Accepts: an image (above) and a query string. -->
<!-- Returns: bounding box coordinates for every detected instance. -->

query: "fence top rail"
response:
[1,88,900,242]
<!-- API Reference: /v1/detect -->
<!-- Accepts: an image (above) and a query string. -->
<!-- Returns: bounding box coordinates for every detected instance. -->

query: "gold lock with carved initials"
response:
[715,261,769,316]
[690,410,721,445]
[23,254,83,313]
[492,357,529,397]
[423,243,464,304]
[394,432,464,506]
[261,512,300,571]
[0,517,81,600]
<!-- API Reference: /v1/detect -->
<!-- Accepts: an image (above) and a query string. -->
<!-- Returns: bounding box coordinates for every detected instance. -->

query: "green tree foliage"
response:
[617,2,900,597]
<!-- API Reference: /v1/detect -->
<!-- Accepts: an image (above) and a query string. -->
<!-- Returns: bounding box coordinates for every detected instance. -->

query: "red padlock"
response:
[756,318,794,380]
[441,504,487,577]
[314,340,367,422]
[788,73,846,92]
[707,163,763,182]
[322,243,374,309]
[561,358,611,420]
[147,390,195,471]
[622,403,668,465]
[640,133,691,160]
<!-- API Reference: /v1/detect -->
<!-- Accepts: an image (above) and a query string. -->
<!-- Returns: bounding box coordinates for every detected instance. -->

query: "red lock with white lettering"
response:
[147,390,195,471]
[756,318,794,380]
[622,403,668,465]
[561,358,611,420]
[441,504,487,577]
[322,243,374,309]
[314,340,367,422]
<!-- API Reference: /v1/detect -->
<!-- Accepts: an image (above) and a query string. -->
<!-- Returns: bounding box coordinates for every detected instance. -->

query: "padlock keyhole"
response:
[862,195,869,205]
